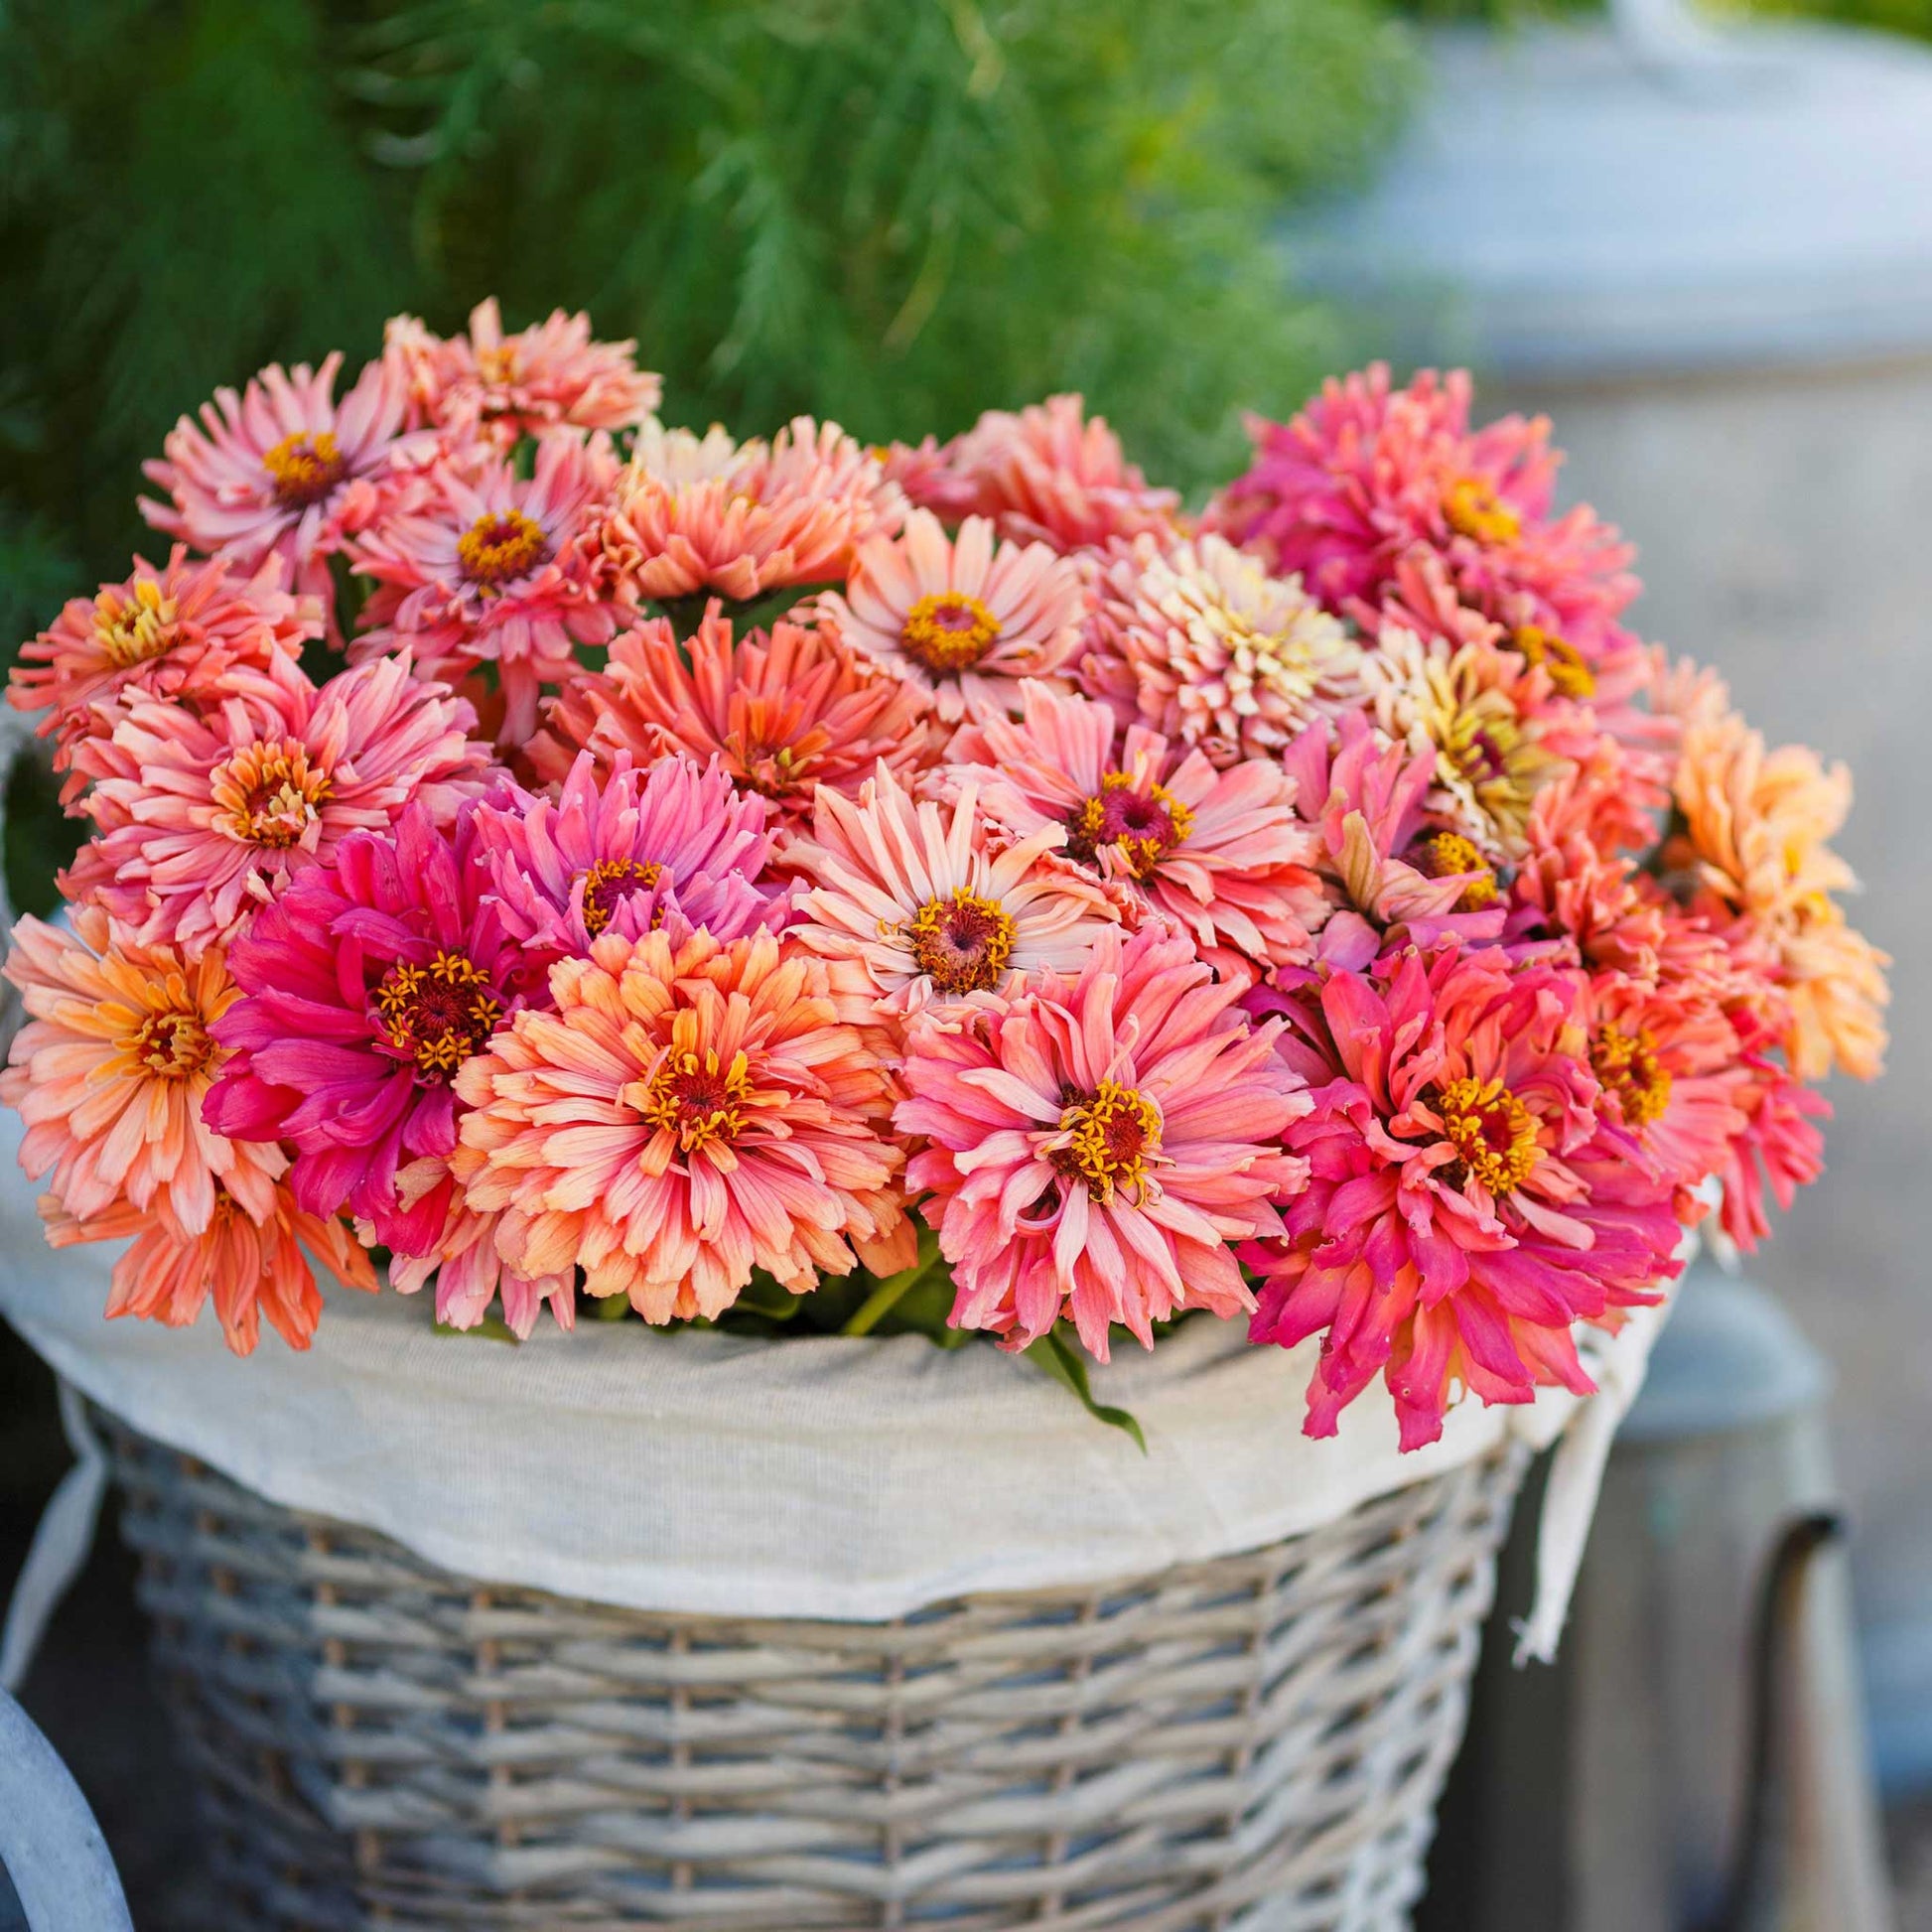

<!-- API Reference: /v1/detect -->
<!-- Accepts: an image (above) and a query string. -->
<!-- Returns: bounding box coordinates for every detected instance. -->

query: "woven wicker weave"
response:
[99,1417,1525,1931]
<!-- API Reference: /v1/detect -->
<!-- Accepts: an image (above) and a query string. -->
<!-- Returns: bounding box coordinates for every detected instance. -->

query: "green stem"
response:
[841,1253,942,1336]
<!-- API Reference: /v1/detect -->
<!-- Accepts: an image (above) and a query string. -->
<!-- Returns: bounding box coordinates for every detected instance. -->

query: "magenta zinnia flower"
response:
[140,351,433,608]
[204,804,529,1262]
[64,649,487,949]
[383,296,661,449]
[349,431,622,744]
[897,925,1310,1358]
[958,681,1324,976]
[1243,943,1685,1449]
[470,751,783,969]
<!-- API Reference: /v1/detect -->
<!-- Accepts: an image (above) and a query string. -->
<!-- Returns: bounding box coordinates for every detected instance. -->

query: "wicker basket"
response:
[97,1415,1526,1932]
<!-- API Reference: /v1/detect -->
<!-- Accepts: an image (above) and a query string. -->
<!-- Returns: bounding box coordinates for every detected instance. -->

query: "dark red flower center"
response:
[1065,773,1193,881]
[458,509,548,587]
[263,432,346,508]
[580,858,664,935]
[373,951,503,1080]
[899,592,1001,672]
[905,891,1016,994]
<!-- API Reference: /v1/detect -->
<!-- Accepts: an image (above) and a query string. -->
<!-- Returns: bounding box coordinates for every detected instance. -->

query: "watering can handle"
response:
[0,1686,134,1932]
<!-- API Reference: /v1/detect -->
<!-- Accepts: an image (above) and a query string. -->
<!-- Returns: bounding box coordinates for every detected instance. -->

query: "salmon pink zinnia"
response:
[452,927,908,1319]
[897,925,1310,1358]
[1244,944,1685,1450]
[63,649,487,949]
[821,510,1086,723]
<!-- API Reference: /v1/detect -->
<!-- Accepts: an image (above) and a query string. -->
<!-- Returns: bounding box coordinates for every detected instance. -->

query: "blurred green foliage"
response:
[0,0,1414,653]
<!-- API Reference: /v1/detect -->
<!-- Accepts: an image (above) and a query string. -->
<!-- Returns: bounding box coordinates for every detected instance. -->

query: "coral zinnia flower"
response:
[918,395,1181,552]
[349,431,622,744]
[385,1161,575,1340]
[140,351,432,606]
[205,805,525,1266]
[1080,533,1359,765]
[8,547,322,798]
[64,649,487,950]
[1,905,283,1235]
[471,751,783,968]
[1666,696,1888,1081]
[41,1183,374,1357]
[533,605,935,826]
[598,417,903,604]
[821,510,1085,723]
[1212,365,1637,671]
[785,762,1118,1035]
[452,927,906,1318]
[383,296,661,449]
[897,925,1309,1358]
[959,681,1323,975]
[1243,944,1684,1449]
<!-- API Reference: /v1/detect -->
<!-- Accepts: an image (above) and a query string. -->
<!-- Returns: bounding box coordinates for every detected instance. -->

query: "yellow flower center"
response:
[1442,476,1522,547]
[119,1007,214,1080]
[1591,1026,1673,1128]
[1415,830,1500,912]
[374,952,503,1079]
[1066,772,1194,882]
[1436,1074,1541,1194]
[457,508,548,587]
[263,432,346,508]
[580,858,664,936]
[93,581,180,670]
[899,592,1002,673]
[1051,1079,1163,1206]
[642,1046,755,1155]
[903,891,1017,996]
[474,343,519,387]
[1510,624,1596,701]
[211,738,334,849]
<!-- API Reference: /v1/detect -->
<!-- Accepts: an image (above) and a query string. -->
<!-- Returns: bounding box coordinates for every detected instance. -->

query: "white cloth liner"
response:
[0,1108,1666,1681]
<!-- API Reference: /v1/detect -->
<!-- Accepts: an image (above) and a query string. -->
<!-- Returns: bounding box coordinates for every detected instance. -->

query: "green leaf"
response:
[434,1313,520,1344]
[1030,1324,1148,1453]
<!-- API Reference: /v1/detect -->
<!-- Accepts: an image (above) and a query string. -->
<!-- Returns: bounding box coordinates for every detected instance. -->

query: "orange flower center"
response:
[263,432,346,508]
[1592,1026,1673,1127]
[211,739,334,849]
[1050,1079,1163,1206]
[121,1007,214,1080]
[93,581,180,670]
[373,951,503,1079]
[642,1046,755,1155]
[457,508,548,586]
[580,858,664,936]
[1415,829,1500,912]
[1066,772,1194,881]
[899,592,1002,673]
[1442,476,1522,547]
[474,343,519,387]
[1510,623,1596,701]
[904,891,1016,995]
[1435,1074,1540,1194]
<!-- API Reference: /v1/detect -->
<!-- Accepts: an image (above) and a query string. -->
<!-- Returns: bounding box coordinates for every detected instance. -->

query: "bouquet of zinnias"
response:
[0,302,1889,1451]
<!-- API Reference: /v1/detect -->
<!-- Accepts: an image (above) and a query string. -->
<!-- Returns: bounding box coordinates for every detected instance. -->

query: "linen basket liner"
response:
[0,1108,1666,1659]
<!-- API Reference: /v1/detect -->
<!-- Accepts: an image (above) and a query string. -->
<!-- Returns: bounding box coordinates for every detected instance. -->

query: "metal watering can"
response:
[1426,1261,1895,1932]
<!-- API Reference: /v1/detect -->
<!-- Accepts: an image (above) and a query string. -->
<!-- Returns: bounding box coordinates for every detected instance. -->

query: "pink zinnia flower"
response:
[598,417,903,604]
[785,762,1118,1036]
[923,396,1180,552]
[385,1160,575,1340]
[470,751,783,969]
[820,510,1085,723]
[897,925,1309,1358]
[452,926,907,1317]
[41,1183,374,1357]
[1711,1029,1828,1253]
[532,606,936,827]
[140,351,432,607]
[958,681,1323,975]
[349,432,622,744]
[204,804,526,1264]
[1211,365,1638,672]
[8,547,321,799]
[383,296,661,449]
[1080,533,1359,766]
[1,904,283,1235]
[63,649,487,950]
[1243,944,1684,1450]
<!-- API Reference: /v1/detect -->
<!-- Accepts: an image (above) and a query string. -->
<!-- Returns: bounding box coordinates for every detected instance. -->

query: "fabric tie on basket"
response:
[0,1105,1667,1680]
